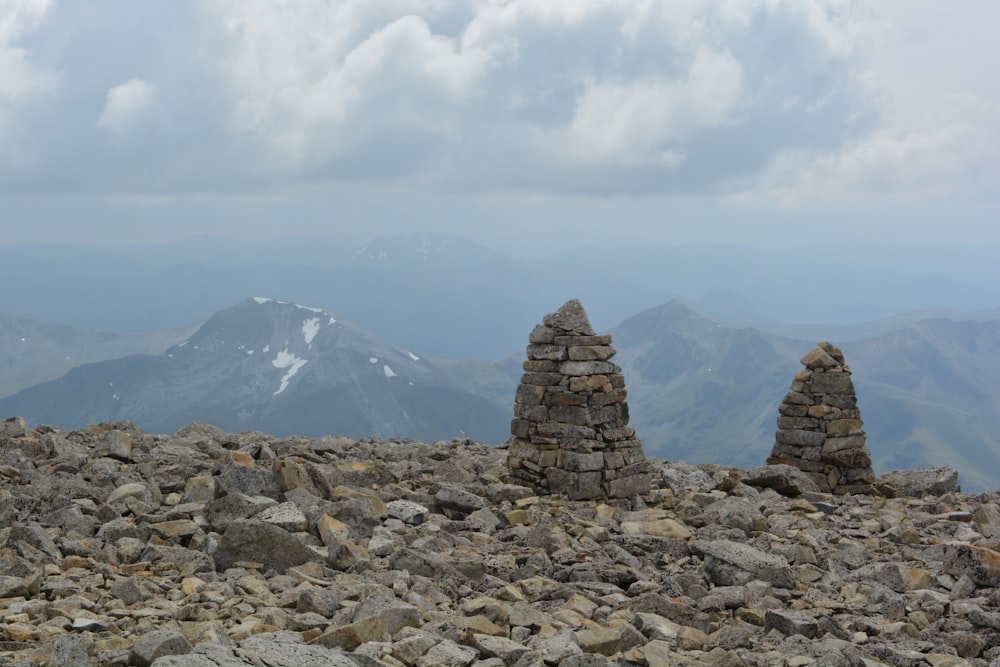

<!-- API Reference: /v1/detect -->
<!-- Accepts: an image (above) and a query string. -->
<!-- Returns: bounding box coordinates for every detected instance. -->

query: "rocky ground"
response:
[1,416,1000,667]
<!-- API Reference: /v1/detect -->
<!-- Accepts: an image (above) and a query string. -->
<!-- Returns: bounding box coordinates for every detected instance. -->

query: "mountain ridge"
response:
[1,295,998,490]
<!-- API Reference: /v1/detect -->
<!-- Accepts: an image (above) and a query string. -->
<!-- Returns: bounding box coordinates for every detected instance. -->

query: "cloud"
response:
[97,79,157,132]
[567,47,743,165]
[0,0,54,99]
[0,0,995,213]
[745,95,1000,208]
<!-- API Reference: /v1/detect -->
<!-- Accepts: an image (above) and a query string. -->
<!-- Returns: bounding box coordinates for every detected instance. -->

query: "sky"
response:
[1,0,998,252]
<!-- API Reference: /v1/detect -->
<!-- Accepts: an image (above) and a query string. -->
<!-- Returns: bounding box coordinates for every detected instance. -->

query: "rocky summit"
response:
[2,415,1000,667]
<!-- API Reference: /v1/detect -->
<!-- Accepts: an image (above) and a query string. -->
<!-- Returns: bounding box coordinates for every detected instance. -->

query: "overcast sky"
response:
[1,0,997,251]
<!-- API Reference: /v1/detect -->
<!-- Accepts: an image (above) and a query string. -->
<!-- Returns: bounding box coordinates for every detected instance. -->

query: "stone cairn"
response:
[506,299,651,500]
[767,341,875,494]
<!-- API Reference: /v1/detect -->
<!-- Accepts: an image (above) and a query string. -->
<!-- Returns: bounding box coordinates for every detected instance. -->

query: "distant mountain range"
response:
[0,314,198,398]
[0,298,509,442]
[3,234,998,359]
[1,293,999,491]
[3,234,999,489]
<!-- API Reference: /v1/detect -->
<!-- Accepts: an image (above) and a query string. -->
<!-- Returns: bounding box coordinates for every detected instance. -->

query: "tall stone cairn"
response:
[767,342,875,494]
[506,299,651,500]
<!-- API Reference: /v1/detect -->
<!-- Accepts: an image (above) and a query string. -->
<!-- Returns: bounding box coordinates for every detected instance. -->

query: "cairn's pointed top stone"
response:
[818,342,845,364]
[800,346,839,370]
[543,299,594,335]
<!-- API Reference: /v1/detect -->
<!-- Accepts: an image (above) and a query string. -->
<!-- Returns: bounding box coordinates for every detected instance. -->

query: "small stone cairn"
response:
[767,342,875,494]
[506,299,651,500]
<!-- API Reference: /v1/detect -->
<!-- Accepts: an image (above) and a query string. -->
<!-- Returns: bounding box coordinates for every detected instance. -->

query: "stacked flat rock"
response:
[767,342,875,494]
[506,299,650,500]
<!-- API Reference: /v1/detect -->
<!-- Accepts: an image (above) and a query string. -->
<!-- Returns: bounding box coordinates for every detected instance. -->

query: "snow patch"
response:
[262,344,270,353]
[178,341,187,348]
[253,296,327,315]
[302,318,320,345]
[328,317,337,325]
[272,348,307,395]
[369,357,378,364]
[408,351,420,361]
[383,365,396,378]
[246,350,254,355]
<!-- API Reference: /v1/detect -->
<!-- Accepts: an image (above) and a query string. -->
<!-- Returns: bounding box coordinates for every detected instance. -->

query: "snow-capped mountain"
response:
[0,298,509,442]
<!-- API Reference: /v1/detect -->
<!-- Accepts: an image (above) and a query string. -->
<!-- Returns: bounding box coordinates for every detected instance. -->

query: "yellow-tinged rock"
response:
[181,577,206,596]
[563,593,598,619]
[620,519,692,540]
[576,627,621,656]
[229,451,255,467]
[505,509,531,525]
[317,513,351,544]
[594,504,617,520]
[454,614,505,636]
[903,567,932,590]
[94,637,131,652]
[553,609,598,629]
[675,624,709,651]
[4,623,36,641]
[925,653,974,667]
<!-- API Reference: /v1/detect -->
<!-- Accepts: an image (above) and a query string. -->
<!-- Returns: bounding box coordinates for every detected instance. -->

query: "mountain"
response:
[609,301,803,470]
[9,234,996,360]
[0,298,509,442]
[614,305,1000,491]
[448,301,1000,491]
[0,234,674,358]
[844,318,1000,491]
[0,314,198,398]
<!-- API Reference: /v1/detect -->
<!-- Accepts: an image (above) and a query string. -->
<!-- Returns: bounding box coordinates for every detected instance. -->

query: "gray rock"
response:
[943,543,1000,587]
[212,519,321,573]
[764,609,819,638]
[48,635,92,667]
[217,464,285,499]
[743,464,821,496]
[417,639,478,667]
[8,523,62,562]
[253,501,308,532]
[129,629,194,667]
[472,634,533,663]
[205,492,279,532]
[876,467,960,497]
[435,487,486,514]
[694,539,795,588]
[239,633,359,667]
[386,499,430,524]
[352,596,422,635]
[543,299,595,335]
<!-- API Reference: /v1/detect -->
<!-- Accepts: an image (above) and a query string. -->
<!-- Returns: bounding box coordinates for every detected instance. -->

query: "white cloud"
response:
[97,79,157,132]
[756,98,1000,207]
[0,0,57,115]
[568,47,743,165]
[0,0,995,220]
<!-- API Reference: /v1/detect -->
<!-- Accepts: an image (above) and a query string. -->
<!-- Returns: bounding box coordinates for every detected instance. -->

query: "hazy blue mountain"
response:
[2,291,998,489]
[844,318,1000,491]
[0,314,198,398]
[0,298,509,442]
[4,234,997,359]
[450,301,1000,491]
